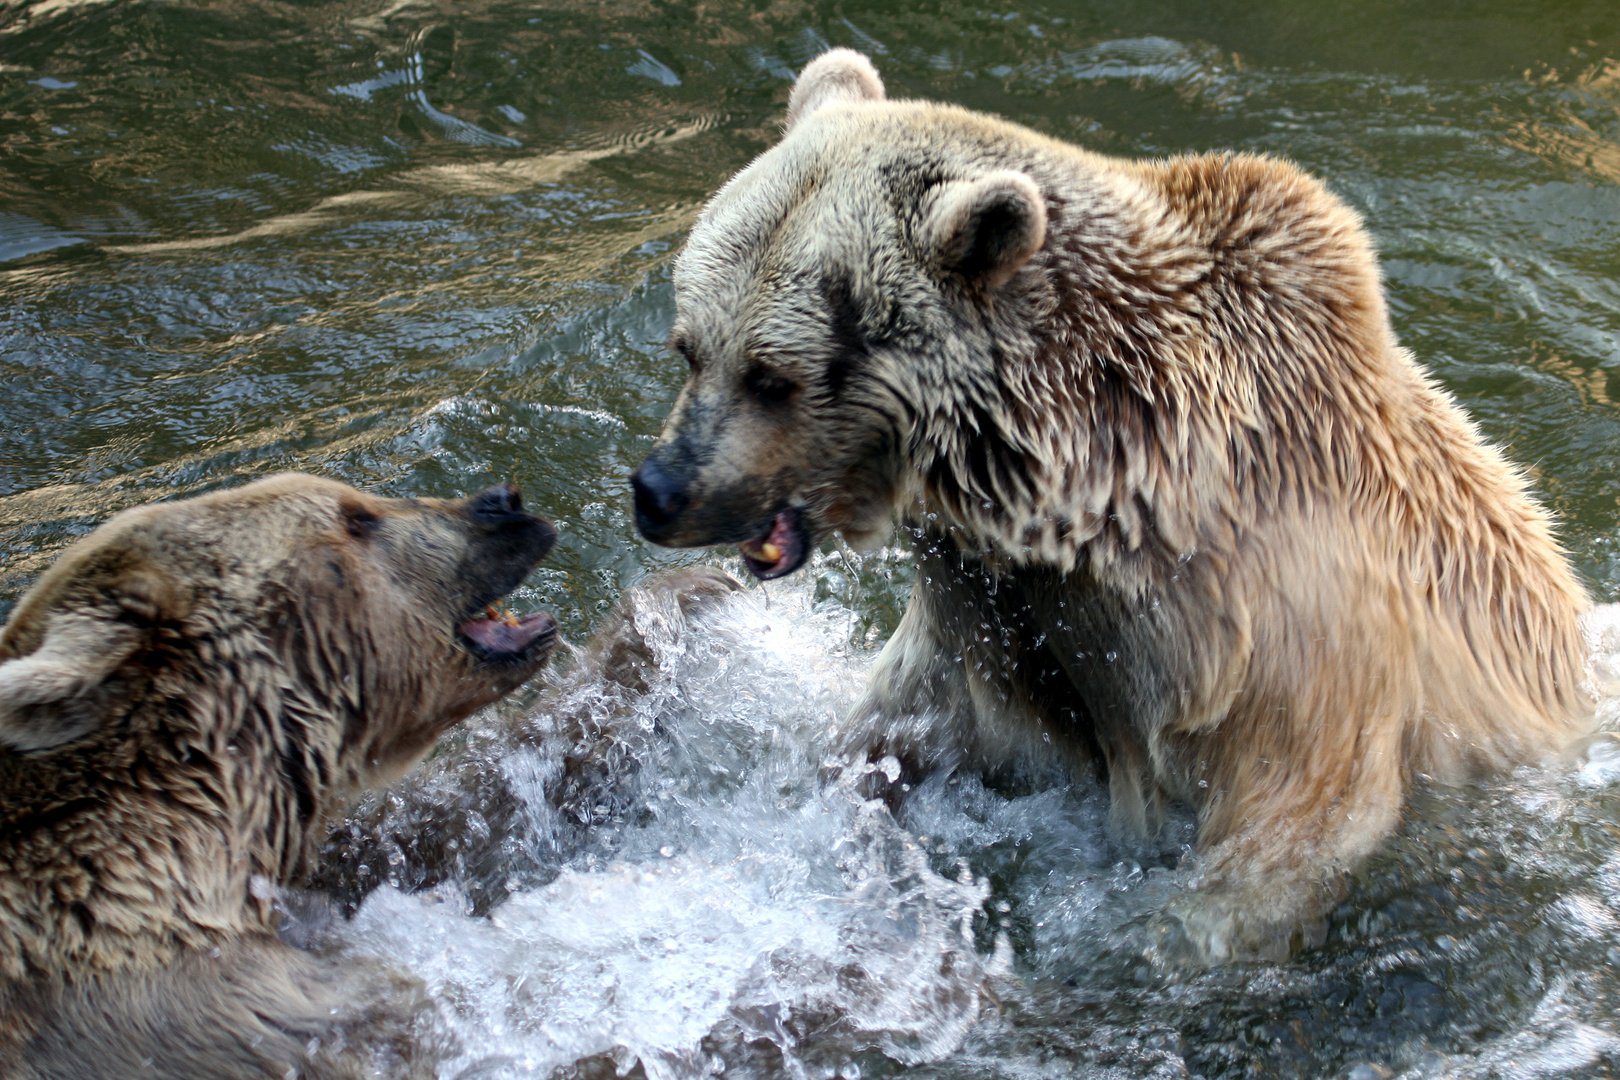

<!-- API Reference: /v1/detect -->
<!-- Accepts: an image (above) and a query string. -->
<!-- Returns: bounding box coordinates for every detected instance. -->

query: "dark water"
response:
[6,1,1620,1077]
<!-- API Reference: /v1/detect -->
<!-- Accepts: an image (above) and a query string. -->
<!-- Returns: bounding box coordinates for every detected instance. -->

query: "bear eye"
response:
[669,333,699,374]
[744,364,797,406]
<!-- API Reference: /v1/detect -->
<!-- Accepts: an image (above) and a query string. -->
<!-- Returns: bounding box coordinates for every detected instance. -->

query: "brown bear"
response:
[0,473,558,1078]
[630,49,1595,961]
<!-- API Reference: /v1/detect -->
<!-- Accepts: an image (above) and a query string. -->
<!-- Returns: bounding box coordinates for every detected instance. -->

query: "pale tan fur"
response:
[0,474,557,1077]
[633,50,1594,960]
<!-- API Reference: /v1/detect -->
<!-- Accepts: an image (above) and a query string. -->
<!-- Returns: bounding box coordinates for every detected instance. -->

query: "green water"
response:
[5,1,1620,1077]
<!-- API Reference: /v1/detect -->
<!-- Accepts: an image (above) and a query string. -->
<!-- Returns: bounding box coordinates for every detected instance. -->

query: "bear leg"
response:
[837,544,1097,799]
[1156,712,1409,964]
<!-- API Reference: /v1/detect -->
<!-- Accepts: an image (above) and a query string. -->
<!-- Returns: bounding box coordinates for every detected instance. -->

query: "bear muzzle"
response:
[452,483,559,666]
[631,458,691,541]
[631,458,814,579]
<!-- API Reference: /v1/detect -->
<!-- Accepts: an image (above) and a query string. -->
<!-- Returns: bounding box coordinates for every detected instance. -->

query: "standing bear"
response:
[632,49,1594,960]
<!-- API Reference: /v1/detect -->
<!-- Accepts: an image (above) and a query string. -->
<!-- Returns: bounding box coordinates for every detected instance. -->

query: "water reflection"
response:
[4,0,1620,1076]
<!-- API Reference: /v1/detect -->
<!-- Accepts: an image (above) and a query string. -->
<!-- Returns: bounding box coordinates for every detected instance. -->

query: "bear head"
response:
[0,473,557,866]
[632,49,1048,578]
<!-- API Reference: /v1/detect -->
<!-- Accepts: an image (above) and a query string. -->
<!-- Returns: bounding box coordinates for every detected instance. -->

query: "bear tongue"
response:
[738,510,803,579]
[458,611,557,656]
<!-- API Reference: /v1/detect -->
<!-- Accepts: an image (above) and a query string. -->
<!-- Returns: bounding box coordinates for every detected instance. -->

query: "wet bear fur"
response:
[631,50,1595,960]
[0,474,558,1079]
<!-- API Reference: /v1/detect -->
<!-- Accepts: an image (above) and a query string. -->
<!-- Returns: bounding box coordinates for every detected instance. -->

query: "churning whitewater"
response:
[317,560,1620,1080]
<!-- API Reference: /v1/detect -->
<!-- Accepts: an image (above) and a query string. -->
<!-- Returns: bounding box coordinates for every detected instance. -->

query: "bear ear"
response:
[0,563,185,753]
[0,613,143,752]
[786,48,885,131]
[920,171,1048,291]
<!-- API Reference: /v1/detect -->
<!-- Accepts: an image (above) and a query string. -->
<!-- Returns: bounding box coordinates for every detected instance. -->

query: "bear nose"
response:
[631,460,689,538]
[469,482,525,520]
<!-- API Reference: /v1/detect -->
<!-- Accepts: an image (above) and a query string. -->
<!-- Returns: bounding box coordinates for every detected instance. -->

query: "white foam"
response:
[337,578,994,1079]
[331,576,1620,1079]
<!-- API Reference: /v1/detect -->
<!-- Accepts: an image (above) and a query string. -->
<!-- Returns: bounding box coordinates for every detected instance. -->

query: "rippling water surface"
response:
[6,1,1620,1077]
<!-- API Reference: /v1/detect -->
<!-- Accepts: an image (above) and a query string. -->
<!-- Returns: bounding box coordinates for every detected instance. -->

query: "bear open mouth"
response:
[737,508,811,580]
[457,601,557,661]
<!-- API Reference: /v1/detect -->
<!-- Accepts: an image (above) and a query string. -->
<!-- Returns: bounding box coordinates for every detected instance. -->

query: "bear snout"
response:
[467,481,527,521]
[631,458,691,541]
[452,483,556,611]
[463,482,555,547]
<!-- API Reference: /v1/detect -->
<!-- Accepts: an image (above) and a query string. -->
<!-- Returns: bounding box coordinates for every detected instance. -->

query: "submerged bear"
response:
[0,474,557,1078]
[632,49,1595,961]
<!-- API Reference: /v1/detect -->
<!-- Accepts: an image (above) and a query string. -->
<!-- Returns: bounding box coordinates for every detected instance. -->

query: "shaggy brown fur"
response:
[0,473,558,1078]
[630,49,1594,960]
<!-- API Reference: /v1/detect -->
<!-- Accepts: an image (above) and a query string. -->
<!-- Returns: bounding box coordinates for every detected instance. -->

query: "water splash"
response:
[333,574,996,1078]
[325,585,1620,1079]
